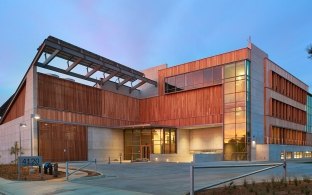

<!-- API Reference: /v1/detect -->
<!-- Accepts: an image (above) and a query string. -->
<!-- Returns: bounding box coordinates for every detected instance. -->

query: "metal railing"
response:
[190,159,286,195]
[65,159,97,181]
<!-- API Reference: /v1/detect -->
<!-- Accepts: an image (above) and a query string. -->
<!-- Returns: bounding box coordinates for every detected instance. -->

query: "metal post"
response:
[108,156,110,164]
[66,161,69,181]
[30,116,33,156]
[120,155,122,164]
[19,125,22,157]
[283,150,287,180]
[18,159,20,180]
[95,159,97,173]
[190,165,194,195]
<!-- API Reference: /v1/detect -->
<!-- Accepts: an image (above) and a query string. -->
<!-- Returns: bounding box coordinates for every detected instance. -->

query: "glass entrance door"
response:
[141,145,150,160]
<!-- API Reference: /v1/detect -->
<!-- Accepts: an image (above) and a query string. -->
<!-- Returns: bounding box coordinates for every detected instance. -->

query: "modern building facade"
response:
[1,36,312,163]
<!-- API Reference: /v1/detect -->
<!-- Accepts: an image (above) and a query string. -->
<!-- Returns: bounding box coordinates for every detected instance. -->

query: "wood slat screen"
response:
[139,85,223,127]
[271,71,307,104]
[270,126,307,146]
[38,122,87,162]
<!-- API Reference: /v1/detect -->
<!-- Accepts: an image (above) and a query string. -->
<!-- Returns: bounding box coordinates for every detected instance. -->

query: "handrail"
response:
[66,159,97,181]
[190,157,287,195]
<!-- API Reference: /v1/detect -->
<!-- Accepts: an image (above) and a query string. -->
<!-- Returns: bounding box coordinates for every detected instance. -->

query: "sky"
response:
[0,0,312,105]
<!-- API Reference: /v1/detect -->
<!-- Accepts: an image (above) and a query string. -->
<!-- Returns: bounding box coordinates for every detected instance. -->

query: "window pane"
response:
[236,111,246,123]
[175,74,185,91]
[224,103,236,113]
[224,93,235,104]
[165,77,176,93]
[236,80,245,92]
[185,72,195,87]
[236,92,246,102]
[203,68,213,85]
[224,124,235,138]
[236,61,245,76]
[193,70,203,85]
[224,112,235,124]
[224,63,235,78]
[213,66,222,84]
[236,123,246,138]
[224,82,235,94]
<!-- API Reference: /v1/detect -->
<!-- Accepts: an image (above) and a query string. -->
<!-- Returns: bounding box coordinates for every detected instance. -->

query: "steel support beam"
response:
[66,58,82,72]
[130,81,146,93]
[43,39,157,86]
[85,67,100,78]
[116,77,132,89]
[43,49,60,65]
[98,71,118,85]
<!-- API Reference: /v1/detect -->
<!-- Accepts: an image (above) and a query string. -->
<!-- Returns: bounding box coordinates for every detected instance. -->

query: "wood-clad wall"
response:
[140,85,223,126]
[2,82,26,123]
[158,48,250,95]
[38,122,87,162]
[38,74,140,126]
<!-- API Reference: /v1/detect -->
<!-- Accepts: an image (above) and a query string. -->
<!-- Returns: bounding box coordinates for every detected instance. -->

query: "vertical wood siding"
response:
[2,82,26,123]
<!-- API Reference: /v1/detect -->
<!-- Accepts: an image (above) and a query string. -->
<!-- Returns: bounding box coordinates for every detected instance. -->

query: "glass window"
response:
[224,112,235,124]
[224,63,235,78]
[236,92,246,102]
[193,70,203,86]
[236,123,246,138]
[213,66,222,84]
[203,68,213,85]
[236,111,246,123]
[185,72,195,87]
[224,103,236,113]
[224,82,235,94]
[170,129,176,153]
[224,124,235,138]
[165,77,176,93]
[236,80,245,92]
[224,93,235,104]
[236,61,245,76]
[175,74,185,91]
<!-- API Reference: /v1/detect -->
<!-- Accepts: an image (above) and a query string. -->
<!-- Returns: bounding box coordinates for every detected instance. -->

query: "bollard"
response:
[39,165,41,173]
[95,159,97,172]
[190,165,194,195]
[66,161,69,181]
[108,156,110,164]
[120,156,122,164]
[44,164,48,174]
[48,164,53,175]
[54,163,58,177]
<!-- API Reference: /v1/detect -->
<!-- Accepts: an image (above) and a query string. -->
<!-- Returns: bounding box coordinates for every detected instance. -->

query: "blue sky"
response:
[1,0,312,105]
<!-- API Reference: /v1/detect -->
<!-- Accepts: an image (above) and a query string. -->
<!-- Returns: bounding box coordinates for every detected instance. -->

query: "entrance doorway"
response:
[141,145,150,160]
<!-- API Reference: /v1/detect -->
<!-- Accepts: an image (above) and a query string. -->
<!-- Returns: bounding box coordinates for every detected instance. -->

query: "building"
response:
[1,36,312,163]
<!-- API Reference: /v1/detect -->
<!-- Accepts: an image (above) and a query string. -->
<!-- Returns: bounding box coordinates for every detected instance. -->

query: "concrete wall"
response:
[256,144,312,161]
[0,66,36,164]
[88,127,124,162]
[250,44,267,147]
[189,127,223,152]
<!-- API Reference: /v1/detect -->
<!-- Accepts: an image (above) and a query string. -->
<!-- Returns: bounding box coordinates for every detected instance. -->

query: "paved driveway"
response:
[71,160,312,195]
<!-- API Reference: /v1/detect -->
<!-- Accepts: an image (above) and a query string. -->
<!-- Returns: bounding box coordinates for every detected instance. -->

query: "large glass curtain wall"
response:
[124,128,176,161]
[223,60,251,160]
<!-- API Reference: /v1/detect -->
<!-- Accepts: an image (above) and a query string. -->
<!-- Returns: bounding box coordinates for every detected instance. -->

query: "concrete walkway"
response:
[0,160,312,195]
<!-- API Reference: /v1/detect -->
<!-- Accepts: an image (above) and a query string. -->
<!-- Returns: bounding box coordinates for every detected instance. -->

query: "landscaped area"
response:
[197,177,312,195]
[0,164,65,181]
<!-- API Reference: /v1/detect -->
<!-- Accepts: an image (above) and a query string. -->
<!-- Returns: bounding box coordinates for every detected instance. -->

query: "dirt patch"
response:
[196,177,312,195]
[0,164,65,181]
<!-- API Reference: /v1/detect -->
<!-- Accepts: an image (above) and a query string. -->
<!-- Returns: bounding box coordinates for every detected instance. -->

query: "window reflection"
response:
[164,65,223,94]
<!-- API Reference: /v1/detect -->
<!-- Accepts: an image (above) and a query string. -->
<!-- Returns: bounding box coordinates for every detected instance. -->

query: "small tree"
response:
[10,141,23,164]
[307,44,312,59]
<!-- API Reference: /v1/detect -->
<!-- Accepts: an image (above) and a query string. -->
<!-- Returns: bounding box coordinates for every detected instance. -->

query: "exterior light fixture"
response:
[19,123,27,157]
[30,114,40,156]
[252,140,256,148]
